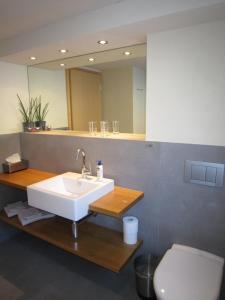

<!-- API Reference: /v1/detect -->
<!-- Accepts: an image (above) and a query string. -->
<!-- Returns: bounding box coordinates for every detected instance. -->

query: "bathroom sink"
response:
[27,172,114,221]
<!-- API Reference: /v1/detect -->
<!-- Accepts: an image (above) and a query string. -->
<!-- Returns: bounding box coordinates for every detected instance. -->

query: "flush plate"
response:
[184,160,224,187]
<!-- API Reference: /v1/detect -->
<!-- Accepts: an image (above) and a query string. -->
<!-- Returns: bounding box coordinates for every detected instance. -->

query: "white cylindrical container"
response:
[123,216,138,245]
[96,160,103,179]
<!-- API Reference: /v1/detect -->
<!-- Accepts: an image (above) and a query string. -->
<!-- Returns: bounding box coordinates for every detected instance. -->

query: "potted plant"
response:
[34,96,49,130]
[17,94,37,132]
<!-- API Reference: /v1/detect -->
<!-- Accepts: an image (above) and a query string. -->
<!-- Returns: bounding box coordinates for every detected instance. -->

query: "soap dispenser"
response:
[96,160,103,179]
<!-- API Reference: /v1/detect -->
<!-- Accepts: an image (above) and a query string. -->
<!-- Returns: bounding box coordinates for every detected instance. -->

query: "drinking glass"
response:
[112,120,119,134]
[100,121,109,136]
[88,121,97,136]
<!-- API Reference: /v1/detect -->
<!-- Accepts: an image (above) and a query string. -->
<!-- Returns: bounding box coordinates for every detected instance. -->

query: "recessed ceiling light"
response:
[60,63,65,67]
[59,49,68,53]
[30,56,36,60]
[88,58,95,62]
[124,51,131,56]
[97,40,108,45]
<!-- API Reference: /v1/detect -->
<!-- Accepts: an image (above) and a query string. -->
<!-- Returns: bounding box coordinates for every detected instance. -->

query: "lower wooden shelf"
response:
[0,211,142,273]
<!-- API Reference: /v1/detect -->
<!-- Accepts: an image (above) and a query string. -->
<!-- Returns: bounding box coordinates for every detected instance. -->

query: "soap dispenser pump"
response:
[96,160,103,179]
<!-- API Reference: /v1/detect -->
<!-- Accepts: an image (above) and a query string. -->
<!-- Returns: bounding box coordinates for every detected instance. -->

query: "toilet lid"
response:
[154,244,224,300]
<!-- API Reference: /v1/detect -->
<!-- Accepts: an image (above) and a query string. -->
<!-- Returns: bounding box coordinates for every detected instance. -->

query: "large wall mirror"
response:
[27,44,146,135]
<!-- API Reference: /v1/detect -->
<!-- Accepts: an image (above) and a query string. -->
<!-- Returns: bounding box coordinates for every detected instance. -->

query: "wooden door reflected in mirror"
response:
[67,69,102,131]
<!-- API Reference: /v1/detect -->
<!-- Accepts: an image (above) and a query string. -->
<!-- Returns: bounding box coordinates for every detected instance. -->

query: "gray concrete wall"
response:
[0,133,21,172]
[0,133,23,241]
[20,133,225,258]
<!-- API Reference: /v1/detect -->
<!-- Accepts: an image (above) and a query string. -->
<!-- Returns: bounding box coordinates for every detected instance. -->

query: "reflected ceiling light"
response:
[88,57,95,62]
[30,56,36,60]
[59,49,68,53]
[97,40,108,45]
[124,51,131,56]
[60,63,65,67]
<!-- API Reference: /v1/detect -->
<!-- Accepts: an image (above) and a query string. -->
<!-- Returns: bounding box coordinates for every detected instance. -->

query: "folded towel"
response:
[4,201,28,217]
[18,207,55,226]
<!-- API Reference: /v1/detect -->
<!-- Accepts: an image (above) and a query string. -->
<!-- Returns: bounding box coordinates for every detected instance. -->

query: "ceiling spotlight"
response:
[60,63,65,67]
[97,40,108,45]
[30,56,36,60]
[59,49,68,53]
[124,51,131,56]
[88,58,95,62]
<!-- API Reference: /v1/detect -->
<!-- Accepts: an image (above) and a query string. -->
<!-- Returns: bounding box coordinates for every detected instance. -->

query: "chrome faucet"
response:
[75,148,91,178]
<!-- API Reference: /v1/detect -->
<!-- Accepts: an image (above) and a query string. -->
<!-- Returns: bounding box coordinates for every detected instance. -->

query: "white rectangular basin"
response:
[27,172,114,221]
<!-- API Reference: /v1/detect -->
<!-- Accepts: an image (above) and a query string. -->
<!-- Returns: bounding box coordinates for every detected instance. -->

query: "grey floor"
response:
[0,231,224,300]
[0,232,140,300]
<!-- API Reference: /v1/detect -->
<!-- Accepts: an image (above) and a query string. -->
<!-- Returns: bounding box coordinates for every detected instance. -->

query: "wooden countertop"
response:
[0,168,144,272]
[0,211,142,273]
[90,186,143,218]
[0,168,55,190]
[0,169,144,218]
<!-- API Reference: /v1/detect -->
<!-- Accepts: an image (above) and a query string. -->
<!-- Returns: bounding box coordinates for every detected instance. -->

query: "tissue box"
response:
[2,159,29,173]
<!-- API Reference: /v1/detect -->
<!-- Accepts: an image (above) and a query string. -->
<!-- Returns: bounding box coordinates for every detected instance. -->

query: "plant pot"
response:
[35,120,46,130]
[23,122,34,132]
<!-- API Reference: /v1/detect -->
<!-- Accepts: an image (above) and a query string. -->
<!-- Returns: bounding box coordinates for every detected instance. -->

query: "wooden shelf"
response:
[24,131,145,141]
[90,187,144,218]
[0,169,144,218]
[0,211,142,273]
[0,169,144,272]
[0,168,55,190]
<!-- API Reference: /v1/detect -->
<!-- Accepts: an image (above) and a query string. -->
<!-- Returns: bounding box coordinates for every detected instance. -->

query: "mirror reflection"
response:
[27,44,146,134]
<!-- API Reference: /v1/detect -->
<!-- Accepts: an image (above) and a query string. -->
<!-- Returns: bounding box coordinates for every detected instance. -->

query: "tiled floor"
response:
[0,232,224,300]
[0,233,140,300]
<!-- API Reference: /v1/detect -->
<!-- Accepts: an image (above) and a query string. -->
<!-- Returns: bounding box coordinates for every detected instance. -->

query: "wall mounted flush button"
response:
[191,165,206,182]
[184,160,224,187]
[205,167,217,184]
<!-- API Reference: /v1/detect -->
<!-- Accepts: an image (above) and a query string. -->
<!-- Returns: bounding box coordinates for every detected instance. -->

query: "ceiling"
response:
[0,0,123,40]
[31,44,146,70]
[0,0,225,65]
[89,56,146,72]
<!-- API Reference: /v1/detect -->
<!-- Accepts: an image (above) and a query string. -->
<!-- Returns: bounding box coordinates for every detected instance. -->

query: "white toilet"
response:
[154,244,224,300]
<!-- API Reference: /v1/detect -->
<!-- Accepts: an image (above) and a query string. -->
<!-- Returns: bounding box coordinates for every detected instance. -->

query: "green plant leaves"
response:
[17,94,49,123]
[35,96,49,121]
